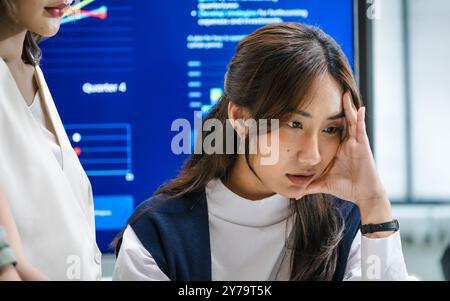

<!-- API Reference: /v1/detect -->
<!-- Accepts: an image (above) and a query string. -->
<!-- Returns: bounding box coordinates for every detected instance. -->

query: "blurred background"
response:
[370,0,450,281]
[39,0,450,280]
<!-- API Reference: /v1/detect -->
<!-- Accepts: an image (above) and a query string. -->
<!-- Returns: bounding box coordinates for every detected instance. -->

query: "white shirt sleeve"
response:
[112,225,170,281]
[343,230,416,281]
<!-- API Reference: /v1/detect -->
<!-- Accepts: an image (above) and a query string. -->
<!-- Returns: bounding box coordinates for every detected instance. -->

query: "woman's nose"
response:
[297,135,321,166]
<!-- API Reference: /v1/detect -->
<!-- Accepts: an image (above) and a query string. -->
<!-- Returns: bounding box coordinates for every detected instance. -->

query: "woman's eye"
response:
[323,126,344,136]
[288,121,303,129]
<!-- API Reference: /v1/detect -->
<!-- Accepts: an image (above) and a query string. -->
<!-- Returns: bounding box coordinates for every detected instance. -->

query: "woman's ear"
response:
[228,101,250,138]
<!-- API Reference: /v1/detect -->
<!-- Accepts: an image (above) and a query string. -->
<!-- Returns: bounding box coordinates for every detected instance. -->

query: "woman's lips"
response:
[44,3,70,18]
[286,173,314,186]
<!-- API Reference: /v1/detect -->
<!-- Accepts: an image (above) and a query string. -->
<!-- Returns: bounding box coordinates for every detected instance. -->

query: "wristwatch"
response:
[360,219,400,234]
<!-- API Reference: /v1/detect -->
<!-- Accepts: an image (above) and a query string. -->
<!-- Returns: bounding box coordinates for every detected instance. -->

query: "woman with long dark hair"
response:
[113,23,410,281]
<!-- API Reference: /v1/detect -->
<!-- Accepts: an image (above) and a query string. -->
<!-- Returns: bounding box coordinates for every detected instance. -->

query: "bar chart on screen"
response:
[65,123,134,181]
[66,123,135,235]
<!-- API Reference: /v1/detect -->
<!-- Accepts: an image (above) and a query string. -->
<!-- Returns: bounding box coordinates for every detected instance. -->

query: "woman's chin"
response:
[35,21,61,37]
[276,186,306,200]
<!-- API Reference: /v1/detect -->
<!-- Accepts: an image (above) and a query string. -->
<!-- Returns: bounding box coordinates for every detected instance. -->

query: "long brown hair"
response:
[0,0,42,65]
[118,22,362,280]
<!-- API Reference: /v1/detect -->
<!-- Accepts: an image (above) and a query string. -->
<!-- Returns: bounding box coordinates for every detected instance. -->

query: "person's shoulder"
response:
[132,190,206,218]
[331,196,361,222]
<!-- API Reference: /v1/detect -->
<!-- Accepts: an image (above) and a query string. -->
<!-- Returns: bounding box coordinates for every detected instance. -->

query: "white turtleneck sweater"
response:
[113,179,411,281]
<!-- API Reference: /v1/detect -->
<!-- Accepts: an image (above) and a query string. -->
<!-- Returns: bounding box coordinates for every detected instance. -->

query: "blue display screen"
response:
[40,0,355,252]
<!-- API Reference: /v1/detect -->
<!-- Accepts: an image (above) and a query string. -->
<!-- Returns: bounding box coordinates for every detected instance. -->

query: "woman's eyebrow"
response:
[291,110,345,120]
[327,112,345,120]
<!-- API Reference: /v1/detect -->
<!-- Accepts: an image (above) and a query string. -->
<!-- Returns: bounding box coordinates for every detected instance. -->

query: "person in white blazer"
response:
[0,0,101,280]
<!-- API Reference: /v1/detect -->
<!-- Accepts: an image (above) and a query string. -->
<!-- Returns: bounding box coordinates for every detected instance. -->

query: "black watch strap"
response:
[360,219,399,234]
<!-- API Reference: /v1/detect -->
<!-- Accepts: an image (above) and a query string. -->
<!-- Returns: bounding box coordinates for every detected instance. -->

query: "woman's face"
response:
[13,0,72,37]
[251,73,346,199]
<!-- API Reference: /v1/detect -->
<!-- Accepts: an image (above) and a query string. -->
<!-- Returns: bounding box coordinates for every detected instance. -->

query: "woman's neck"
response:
[223,155,275,201]
[0,19,27,65]
[0,23,37,107]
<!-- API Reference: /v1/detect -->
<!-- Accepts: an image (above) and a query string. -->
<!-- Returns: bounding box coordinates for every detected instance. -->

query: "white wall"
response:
[409,0,450,199]
[373,0,450,202]
[372,0,450,280]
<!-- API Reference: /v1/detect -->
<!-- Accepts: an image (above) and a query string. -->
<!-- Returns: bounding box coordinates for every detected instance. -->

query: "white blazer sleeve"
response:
[343,230,416,281]
[112,225,170,281]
